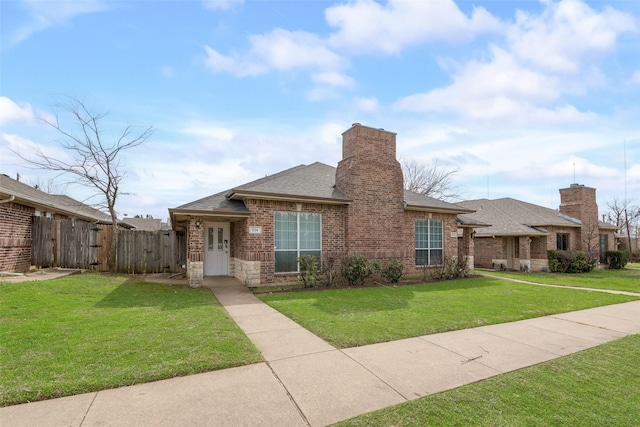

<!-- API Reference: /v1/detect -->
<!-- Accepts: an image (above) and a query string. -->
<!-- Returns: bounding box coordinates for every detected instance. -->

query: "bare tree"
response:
[401,158,461,201]
[13,97,154,269]
[606,198,640,259]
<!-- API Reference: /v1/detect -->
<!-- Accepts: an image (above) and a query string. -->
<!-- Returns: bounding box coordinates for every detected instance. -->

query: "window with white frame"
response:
[415,219,443,266]
[274,212,321,273]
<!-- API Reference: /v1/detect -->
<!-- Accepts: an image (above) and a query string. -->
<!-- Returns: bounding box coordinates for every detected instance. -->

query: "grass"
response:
[259,277,638,348]
[482,267,640,293]
[0,273,263,407]
[335,334,640,426]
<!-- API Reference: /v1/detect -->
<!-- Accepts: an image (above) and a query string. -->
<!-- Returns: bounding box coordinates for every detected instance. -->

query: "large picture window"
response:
[274,212,321,273]
[415,219,443,266]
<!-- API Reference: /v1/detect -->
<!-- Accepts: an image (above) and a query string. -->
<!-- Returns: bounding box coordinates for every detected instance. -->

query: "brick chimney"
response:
[335,123,405,258]
[559,183,599,252]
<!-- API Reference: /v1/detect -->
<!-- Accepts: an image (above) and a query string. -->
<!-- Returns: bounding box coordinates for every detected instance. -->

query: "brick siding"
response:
[236,199,347,284]
[0,202,34,272]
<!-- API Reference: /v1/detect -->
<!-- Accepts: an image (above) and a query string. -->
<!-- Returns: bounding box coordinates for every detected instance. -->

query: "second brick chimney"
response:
[559,183,599,253]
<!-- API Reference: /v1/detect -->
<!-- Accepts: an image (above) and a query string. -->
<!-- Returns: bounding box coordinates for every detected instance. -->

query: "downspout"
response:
[0,195,15,204]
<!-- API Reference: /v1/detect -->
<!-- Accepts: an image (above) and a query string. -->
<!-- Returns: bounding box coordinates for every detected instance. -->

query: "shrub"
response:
[429,256,471,281]
[547,250,560,272]
[548,250,597,273]
[606,250,629,270]
[380,259,404,283]
[321,254,339,287]
[341,254,371,286]
[298,255,320,288]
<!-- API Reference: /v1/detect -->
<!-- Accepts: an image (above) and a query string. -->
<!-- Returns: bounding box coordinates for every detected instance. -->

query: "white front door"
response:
[204,222,229,276]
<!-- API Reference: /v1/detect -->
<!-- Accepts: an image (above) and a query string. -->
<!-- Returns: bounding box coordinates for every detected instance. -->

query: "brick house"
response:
[169,124,479,288]
[0,173,115,272]
[458,184,618,272]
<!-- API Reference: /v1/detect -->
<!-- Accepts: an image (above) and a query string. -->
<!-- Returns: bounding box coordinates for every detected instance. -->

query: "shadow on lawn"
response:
[95,281,214,311]
[298,278,498,315]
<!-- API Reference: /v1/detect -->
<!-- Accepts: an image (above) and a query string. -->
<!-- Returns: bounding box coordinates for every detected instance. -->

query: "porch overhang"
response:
[169,208,250,230]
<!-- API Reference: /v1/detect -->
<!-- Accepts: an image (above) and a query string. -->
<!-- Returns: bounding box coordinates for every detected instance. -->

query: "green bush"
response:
[298,255,320,287]
[606,250,629,270]
[341,254,371,286]
[548,250,596,273]
[380,259,404,283]
[547,250,560,272]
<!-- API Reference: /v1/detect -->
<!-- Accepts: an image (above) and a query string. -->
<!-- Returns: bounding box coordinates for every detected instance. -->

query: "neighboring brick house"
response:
[169,124,478,288]
[458,184,618,272]
[0,174,114,272]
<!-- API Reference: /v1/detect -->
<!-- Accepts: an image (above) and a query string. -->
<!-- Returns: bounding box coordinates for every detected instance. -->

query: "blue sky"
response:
[1,0,639,221]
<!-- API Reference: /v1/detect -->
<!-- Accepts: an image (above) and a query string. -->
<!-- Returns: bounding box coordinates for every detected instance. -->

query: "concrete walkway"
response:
[0,268,81,283]
[2,278,639,427]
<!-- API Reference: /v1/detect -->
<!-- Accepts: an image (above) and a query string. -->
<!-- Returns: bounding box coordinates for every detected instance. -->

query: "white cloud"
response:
[0,97,35,125]
[325,0,502,54]
[203,29,345,77]
[545,155,619,179]
[9,0,109,45]
[508,0,636,74]
[202,0,243,11]
[393,46,568,122]
[318,122,344,147]
[631,70,640,85]
[181,123,235,142]
[354,97,380,112]
[311,71,354,89]
[393,0,635,125]
[161,66,176,78]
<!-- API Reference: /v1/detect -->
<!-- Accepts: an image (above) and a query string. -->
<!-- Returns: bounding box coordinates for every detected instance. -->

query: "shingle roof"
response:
[175,190,250,213]
[175,162,472,214]
[0,174,112,223]
[458,198,581,237]
[227,162,350,202]
[403,190,474,214]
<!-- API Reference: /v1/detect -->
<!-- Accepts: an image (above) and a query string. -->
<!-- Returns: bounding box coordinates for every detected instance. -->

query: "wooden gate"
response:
[31,216,54,267]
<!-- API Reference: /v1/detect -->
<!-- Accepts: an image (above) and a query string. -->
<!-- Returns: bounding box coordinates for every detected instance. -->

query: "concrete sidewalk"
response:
[2,278,639,427]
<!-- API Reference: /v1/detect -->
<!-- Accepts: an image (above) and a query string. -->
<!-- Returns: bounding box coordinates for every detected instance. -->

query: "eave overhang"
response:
[169,207,251,223]
[404,204,475,215]
[0,191,113,224]
[225,189,352,205]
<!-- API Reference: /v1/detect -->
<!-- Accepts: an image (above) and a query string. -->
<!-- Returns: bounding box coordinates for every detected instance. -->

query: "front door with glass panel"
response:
[204,222,229,276]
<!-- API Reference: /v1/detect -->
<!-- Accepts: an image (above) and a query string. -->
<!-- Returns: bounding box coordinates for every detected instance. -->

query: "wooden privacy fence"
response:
[31,216,185,273]
[114,228,186,274]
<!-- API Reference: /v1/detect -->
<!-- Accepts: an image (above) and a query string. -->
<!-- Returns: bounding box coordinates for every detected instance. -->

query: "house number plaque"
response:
[249,226,262,234]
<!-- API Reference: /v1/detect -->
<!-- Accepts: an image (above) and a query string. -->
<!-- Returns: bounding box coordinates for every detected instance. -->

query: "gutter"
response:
[0,195,15,204]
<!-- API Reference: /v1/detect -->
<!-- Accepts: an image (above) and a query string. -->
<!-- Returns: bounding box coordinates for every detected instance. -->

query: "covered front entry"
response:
[204,222,230,276]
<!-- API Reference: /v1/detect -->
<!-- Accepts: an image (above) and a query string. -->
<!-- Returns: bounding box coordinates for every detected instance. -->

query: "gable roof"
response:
[226,162,351,204]
[0,174,113,224]
[458,198,585,237]
[171,162,473,222]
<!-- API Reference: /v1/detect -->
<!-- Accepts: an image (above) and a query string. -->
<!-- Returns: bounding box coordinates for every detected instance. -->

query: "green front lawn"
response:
[259,277,638,348]
[483,267,640,293]
[0,273,263,407]
[335,334,640,426]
